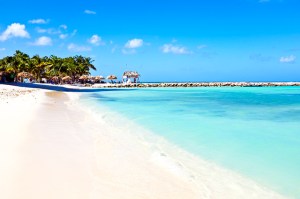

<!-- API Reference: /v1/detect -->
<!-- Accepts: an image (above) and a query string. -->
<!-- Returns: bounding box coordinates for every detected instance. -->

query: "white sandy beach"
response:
[0,84,286,199]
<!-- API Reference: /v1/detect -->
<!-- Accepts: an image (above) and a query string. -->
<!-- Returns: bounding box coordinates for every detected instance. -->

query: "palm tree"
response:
[0,51,97,83]
[47,55,63,78]
[63,57,77,80]
[0,50,31,82]
[30,55,52,82]
[14,50,30,73]
[83,57,96,71]
[1,56,17,82]
[74,55,96,76]
[0,57,8,72]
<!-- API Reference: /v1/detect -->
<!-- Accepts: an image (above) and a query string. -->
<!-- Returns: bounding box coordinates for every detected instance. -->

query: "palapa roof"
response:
[62,76,72,81]
[123,71,140,78]
[79,75,89,80]
[95,76,104,80]
[51,76,59,80]
[17,72,33,78]
[107,75,117,80]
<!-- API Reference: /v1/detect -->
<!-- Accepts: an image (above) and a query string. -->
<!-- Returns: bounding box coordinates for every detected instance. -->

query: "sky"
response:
[0,0,299,82]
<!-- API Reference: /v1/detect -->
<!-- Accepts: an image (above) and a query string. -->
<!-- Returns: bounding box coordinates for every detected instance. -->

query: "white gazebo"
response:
[122,71,140,83]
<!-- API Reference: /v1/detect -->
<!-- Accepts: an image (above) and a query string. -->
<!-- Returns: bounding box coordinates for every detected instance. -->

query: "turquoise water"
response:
[85,87,300,198]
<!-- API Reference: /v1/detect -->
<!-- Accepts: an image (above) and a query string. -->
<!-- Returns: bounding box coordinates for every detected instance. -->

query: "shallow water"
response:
[84,87,300,198]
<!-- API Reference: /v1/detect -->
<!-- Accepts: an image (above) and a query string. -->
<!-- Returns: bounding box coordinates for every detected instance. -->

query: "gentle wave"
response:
[82,87,300,198]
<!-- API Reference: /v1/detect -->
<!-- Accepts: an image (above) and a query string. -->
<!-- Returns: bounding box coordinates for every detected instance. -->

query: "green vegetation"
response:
[0,50,96,82]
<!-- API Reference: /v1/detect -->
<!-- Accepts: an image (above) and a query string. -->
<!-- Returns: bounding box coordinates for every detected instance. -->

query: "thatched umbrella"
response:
[50,76,59,84]
[79,75,89,80]
[79,75,90,84]
[95,76,104,80]
[106,75,117,80]
[62,76,71,81]
[17,72,33,82]
[94,76,104,83]
[95,76,105,80]
[106,75,117,83]
[17,72,33,78]
[51,76,59,81]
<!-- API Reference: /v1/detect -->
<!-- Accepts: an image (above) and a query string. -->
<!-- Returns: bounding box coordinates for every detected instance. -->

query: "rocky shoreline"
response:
[91,82,300,88]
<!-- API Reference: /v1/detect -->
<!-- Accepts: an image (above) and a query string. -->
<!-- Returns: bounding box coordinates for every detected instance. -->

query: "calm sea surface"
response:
[83,87,300,198]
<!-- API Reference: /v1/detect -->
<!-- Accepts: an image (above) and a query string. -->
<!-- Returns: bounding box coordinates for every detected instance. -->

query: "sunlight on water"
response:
[85,87,300,198]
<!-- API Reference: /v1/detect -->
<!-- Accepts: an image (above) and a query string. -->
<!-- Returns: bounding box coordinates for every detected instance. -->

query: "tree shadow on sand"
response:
[1,83,134,93]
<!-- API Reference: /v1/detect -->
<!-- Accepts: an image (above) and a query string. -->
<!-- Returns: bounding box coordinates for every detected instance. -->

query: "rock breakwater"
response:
[91,82,300,88]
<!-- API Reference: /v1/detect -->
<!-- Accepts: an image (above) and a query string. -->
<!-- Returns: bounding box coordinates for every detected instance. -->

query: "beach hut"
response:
[122,71,140,83]
[106,75,117,83]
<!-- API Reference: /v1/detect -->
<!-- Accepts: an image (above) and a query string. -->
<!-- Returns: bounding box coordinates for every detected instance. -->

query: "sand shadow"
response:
[1,82,134,93]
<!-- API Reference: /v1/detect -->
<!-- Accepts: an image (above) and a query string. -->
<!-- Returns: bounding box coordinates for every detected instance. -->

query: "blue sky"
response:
[0,0,299,81]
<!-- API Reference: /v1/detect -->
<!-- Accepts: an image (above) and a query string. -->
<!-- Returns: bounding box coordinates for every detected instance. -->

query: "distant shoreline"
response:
[92,82,300,88]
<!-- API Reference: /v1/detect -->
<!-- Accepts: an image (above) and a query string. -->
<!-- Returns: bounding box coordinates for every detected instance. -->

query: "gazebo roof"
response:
[123,71,140,78]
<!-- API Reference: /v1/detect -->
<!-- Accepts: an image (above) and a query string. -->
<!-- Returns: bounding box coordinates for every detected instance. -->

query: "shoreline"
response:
[0,84,286,198]
[73,90,287,198]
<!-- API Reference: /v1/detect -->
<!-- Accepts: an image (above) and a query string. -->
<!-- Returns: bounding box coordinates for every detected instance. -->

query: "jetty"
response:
[91,82,300,88]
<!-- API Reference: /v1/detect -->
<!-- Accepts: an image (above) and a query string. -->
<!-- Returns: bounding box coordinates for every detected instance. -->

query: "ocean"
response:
[82,87,300,198]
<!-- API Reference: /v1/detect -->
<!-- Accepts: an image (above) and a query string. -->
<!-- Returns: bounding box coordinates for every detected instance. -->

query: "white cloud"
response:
[125,39,143,48]
[60,24,67,30]
[36,27,47,33]
[250,53,272,62]
[0,48,5,51]
[71,29,77,37]
[84,10,96,15]
[29,19,48,24]
[111,47,117,53]
[32,36,52,46]
[280,55,296,63]
[122,49,136,55]
[161,44,191,54]
[88,34,104,46]
[0,23,30,41]
[59,34,68,39]
[36,27,61,35]
[68,43,91,52]
[197,45,207,49]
